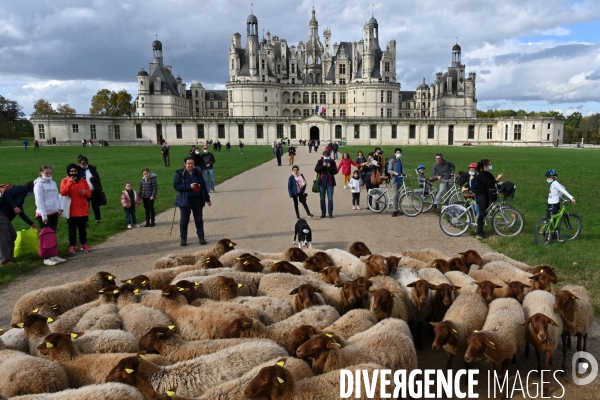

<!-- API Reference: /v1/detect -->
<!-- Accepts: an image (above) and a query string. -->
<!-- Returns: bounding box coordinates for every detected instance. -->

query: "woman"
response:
[78,155,103,225]
[60,164,92,253]
[362,152,383,210]
[475,159,504,239]
[34,165,66,265]
[287,165,313,220]
[337,153,360,189]
[140,168,158,227]
[174,156,212,246]
[314,150,337,218]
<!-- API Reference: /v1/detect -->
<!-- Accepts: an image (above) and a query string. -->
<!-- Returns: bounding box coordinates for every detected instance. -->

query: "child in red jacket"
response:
[120,181,140,228]
[337,152,361,189]
[60,164,92,253]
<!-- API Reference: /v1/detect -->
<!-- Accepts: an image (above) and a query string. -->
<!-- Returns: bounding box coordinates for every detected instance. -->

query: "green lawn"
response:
[0,143,274,284]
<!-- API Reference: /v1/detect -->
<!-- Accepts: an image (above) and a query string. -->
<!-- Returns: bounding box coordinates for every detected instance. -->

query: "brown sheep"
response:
[234,256,265,273]
[120,275,151,290]
[448,257,469,274]
[431,259,451,273]
[458,249,483,268]
[474,281,503,303]
[430,283,460,322]
[530,265,558,283]
[348,241,372,258]
[283,247,309,262]
[302,253,332,272]
[318,266,343,285]
[269,261,302,275]
[528,272,555,292]
[31,303,61,318]
[289,284,323,312]
[105,354,158,399]
[214,276,244,300]
[287,325,347,355]
[194,255,224,269]
[384,256,401,274]
[354,277,373,300]
[12,313,56,356]
[362,254,390,278]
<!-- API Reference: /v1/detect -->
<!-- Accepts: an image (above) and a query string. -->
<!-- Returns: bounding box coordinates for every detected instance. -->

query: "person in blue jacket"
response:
[174,156,211,246]
[0,182,37,266]
[288,165,314,220]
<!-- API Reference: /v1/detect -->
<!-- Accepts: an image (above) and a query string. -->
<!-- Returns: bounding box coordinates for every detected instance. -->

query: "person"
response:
[416,164,433,195]
[314,140,319,152]
[60,164,92,253]
[287,165,314,219]
[78,155,103,225]
[474,159,503,239]
[373,147,384,167]
[161,141,171,167]
[545,169,576,242]
[200,145,217,192]
[148,139,152,145]
[337,152,360,189]
[332,142,339,160]
[314,150,338,218]
[388,148,404,217]
[308,140,313,153]
[89,138,94,147]
[239,141,244,154]
[288,145,296,165]
[431,153,456,208]
[81,139,86,147]
[189,145,197,155]
[23,139,28,151]
[34,165,67,265]
[139,168,158,227]
[120,181,140,229]
[0,182,37,266]
[461,163,479,217]
[384,157,390,181]
[174,157,212,246]
[362,152,382,210]
[349,170,363,210]
[34,140,40,151]
[190,146,203,170]
[274,143,284,166]
[226,141,231,154]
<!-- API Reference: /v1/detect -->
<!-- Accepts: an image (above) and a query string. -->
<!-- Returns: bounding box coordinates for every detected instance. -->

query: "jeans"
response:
[476,195,489,236]
[292,194,311,218]
[434,178,454,205]
[319,184,334,216]
[391,181,403,212]
[67,216,88,246]
[276,155,282,166]
[142,197,155,223]
[163,154,170,167]
[0,213,17,264]
[179,197,205,240]
[124,207,137,225]
[203,169,215,191]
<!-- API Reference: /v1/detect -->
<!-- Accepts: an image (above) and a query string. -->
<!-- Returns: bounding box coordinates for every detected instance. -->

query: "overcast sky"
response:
[1,0,600,116]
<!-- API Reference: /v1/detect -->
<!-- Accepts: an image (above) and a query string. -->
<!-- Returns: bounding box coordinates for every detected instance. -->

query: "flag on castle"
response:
[315,105,326,114]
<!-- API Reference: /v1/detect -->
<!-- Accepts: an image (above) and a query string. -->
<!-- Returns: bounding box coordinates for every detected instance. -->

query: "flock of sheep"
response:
[0,239,594,399]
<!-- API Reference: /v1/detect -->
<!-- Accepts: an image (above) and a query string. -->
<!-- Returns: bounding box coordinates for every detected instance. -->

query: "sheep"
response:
[31,303,61,318]
[470,269,517,301]
[199,356,313,400]
[217,248,262,268]
[368,276,410,322]
[430,292,488,370]
[157,239,237,269]
[402,248,449,262]
[74,286,123,332]
[243,361,388,400]
[138,326,261,362]
[299,265,351,286]
[313,280,361,315]
[348,318,413,345]
[348,241,372,257]
[107,340,288,398]
[12,313,58,356]
[233,256,267,273]
[257,273,325,312]
[296,330,416,375]
[0,327,29,353]
[522,290,564,392]
[302,251,335,272]
[269,260,302,275]
[530,265,558,284]
[116,284,173,341]
[11,271,115,325]
[464,297,525,400]
[248,248,310,262]
[174,269,263,297]
[323,308,378,339]
[445,271,479,296]
[481,251,531,271]
[7,383,145,400]
[221,305,341,348]
[398,255,428,271]
[143,264,214,290]
[120,275,151,290]
[0,353,69,397]
[458,249,484,269]
[417,268,459,321]
[355,276,374,300]
[193,255,224,270]
[322,248,363,277]
[73,329,140,354]
[392,268,432,325]
[160,285,264,340]
[483,261,554,299]
[553,285,594,367]
[49,299,101,333]
[287,325,348,355]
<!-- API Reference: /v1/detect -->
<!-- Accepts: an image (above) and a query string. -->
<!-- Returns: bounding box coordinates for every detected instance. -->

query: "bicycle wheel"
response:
[449,191,466,205]
[559,213,582,241]
[492,207,524,236]
[367,189,387,213]
[439,205,471,236]
[533,217,552,245]
[399,192,424,217]
[420,192,435,213]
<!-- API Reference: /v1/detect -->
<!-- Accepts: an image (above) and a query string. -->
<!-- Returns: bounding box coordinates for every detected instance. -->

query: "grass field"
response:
[0,143,275,284]
[1,143,598,314]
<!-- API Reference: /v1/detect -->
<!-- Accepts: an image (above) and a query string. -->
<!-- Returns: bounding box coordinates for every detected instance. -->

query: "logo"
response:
[572,351,598,386]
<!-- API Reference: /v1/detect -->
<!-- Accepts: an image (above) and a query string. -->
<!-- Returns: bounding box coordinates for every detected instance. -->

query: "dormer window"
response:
[209,93,214,100]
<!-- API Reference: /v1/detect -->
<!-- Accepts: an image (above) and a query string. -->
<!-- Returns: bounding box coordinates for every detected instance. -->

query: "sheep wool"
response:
[0,327,29,353]
[438,292,488,357]
[74,302,122,332]
[481,251,531,271]
[7,383,145,400]
[445,271,479,296]
[74,329,140,354]
[49,299,101,333]
[323,309,378,339]
[522,290,563,354]
[0,353,69,397]
[324,248,367,279]
[119,302,173,341]
[368,275,410,321]
[554,285,594,337]
[478,297,526,364]
[174,269,264,296]
[348,318,413,344]
[257,273,325,312]
[391,268,431,322]
[402,248,449,263]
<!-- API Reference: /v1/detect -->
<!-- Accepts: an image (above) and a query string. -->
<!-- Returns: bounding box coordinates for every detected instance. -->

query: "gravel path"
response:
[1,145,598,397]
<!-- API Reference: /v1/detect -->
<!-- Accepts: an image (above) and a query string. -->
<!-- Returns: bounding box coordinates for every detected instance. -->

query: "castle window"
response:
[291,64,295,73]
[486,125,493,139]
[257,124,264,139]
[176,124,182,139]
[354,124,360,139]
[384,62,390,72]
[547,123,551,129]
[136,124,142,139]
[370,125,377,139]
[381,108,384,117]
[387,91,392,103]
[277,124,284,139]
[72,124,78,133]
[468,125,475,140]
[339,64,346,74]
[195,90,198,97]
[238,125,244,139]
[320,92,326,104]
[385,76,389,82]
[303,92,309,103]
[428,125,434,139]
[311,92,317,104]
[218,102,222,109]
[387,108,392,118]
[229,90,232,100]
[332,92,336,104]
[391,124,397,139]
[38,124,45,139]
[381,91,384,102]
[261,60,265,70]
[197,124,205,139]
[90,125,96,138]
[409,125,416,139]
[514,124,522,141]
[218,124,225,138]
[339,93,346,104]
[339,78,346,85]
[209,93,214,100]
[210,102,214,108]
[303,109,310,116]
[262,75,265,81]
[291,78,295,84]
[340,109,346,116]
[332,110,336,116]
[265,97,268,102]
[290,125,296,139]
[277,65,281,74]
[114,125,120,140]
[532,124,535,129]
[335,125,342,139]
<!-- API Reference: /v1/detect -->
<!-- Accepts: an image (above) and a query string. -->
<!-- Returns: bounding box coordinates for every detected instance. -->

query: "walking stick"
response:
[169,207,177,236]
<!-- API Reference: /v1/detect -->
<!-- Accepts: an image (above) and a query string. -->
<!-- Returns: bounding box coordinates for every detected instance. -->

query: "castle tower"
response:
[152,39,163,66]
[305,7,324,84]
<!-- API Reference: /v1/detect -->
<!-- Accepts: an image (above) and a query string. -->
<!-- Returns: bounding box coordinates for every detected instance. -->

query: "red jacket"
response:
[337,158,360,175]
[60,177,91,217]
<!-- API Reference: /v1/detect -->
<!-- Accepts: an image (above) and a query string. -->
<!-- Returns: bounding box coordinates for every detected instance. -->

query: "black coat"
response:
[314,158,338,186]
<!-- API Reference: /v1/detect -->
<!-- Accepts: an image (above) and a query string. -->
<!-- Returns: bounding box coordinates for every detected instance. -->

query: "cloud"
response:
[534,27,571,36]
[479,69,491,75]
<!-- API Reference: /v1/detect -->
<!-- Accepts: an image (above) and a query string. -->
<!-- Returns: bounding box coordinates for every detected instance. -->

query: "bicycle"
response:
[367,176,424,217]
[439,192,524,237]
[533,198,582,245]
[418,173,466,213]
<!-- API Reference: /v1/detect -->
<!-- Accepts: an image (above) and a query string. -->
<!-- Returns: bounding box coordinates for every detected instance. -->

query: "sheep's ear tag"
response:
[432,262,437,267]
[277,377,285,384]
[126,279,132,283]
[276,361,285,367]
[452,328,458,333]
[325,334,333,338]
[52,304,59,310]
[108,275,114,280]
[113,289,120,294]
[98,289,105,293]
[228,243,233,247]
[139,353,147,360]
[134,289,140,295]
[178,287,185,292]
[243,261,249,265]
[242,321,251,327]
[488,340,495,346]
[141,280,147,286]
[157,332,164,337]
[194,282,200,287]
[236,257,241,260]
[168,325,176,331]
[16,322,24,328]
[540,269,544,273]
[125,368,134,374]
[474,330,478,333]
[335,342,342,347]
[46,342,54,348]
[32,308,39,313]
[166,390,176,396]
[47,317,54,323]
[460,254,464,258]
[70,333,78,339]
[273,261,279,264]
[237,283,243,288]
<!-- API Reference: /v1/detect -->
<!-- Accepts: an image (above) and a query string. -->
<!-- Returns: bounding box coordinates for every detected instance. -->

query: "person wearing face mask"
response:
[474,159,504,239]
[388,148,405,217]
[0,181,36,266]
[34,165,66,265]
[190,146,203,172]
[60,164,92,253]
[78,155,103,225]
[314,150,338,218]
[545,169,576,242]
[199,145,217,192]
[461,163,479,218]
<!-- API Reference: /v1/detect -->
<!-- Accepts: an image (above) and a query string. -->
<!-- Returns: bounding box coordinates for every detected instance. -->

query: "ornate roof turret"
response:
[418,78,429,90]
[452,43,461,51]
[152,40,162,51]
[137,68,149,77]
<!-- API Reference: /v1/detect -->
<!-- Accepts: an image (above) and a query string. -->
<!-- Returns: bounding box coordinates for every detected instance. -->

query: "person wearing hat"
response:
[461,162,479,217]
[199,145,217,192]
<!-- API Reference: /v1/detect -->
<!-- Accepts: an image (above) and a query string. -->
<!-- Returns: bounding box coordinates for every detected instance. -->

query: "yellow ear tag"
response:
[141,280,147,285]
[229,243,233,247]
[163,292,169,295]
[113,289,120,294]
[126,368,134,374]
[98,289,105,293]
[540,269,544,273]
[134,289,140,295]
[46,342,54,348]
[17,322,24,328]
[167,391,176,396]
[237,283,243,288]
[178,287,185,292]
[126,279,132,283]
[52,305,59,309]
[335,342,342,347]
[474,330,478,333]
[236,257,241,260]
[276,361,285,367]
[452,328,458,333]
[168,325,176,331]
[32,308,39,313]
[70,333,79,339]
[108,275,114,280]
[273,261,279,264]
[277,377,285,384]
[47,317,54,323]
[325,334,333,338]
[243,261,249,265]
[460,254,464,258]
[194,282,200,287]
[139,354,146,360]
[488,341,495,346]
[433,262,437,267]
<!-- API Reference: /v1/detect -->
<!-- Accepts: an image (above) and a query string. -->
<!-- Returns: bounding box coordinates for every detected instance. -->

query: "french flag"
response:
[315,105,326,114]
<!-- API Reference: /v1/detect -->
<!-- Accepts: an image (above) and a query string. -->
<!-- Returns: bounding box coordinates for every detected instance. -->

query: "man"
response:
[332,142,339,160]
[431,152,456,208]
[388,148,404,217]
[200,145,217,192]
[0,182,37,266]
[274,143,283,166]
[173,157,212,246]
[239,141,244,154]
[161,141,171,167]
[314,150,338,218]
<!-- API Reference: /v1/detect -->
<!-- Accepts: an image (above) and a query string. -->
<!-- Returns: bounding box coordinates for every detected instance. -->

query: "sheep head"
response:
[355,277,373,299]
[528,273,554,292]
[161,285,189,305]
[217,238,237,252]
[96,271,116,288]
[269,260,301,275]
[523,313,560,344]
[459,250,483,268]
[288,325,320,354]
[31,303,61,317]
[312,251,334,265]
[430,321,459,350]
[296,333,341,359]
[37,332,83,360]
[430,283,459,307]
[175,280,201,303]
[464,331,496,363]
[553,290,578,322]
[530,266,558,284]
[335,281,360,310]
[139,326,176,353]
[215,276,241,300]
[319,266,342,285]
[238,257,264,273]
[244,364,292,399]
[406,279,430,304]
[106,354,141,384]
[11,313,56,334]
[290,284,321,310]
[475,281,501,303]
[448,257,469,274]
[222,316,255,338]
[97,285,121,302]
[303,255,328,272]
[349,241,372,258]
[432,259,451,273]
[385,256,401,274]
[202,255,224,269]
[506,281,531,303]
[370,288,395,320]
[120,275,150,290]
[363,254,389,278]
[284,247,308,262]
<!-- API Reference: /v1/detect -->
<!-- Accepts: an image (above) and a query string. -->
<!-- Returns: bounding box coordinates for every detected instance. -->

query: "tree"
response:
[89,89,135,116]
[0,95,25,121]
[564,111,582,131]
[56,103,76,114]
[33,99,56,115]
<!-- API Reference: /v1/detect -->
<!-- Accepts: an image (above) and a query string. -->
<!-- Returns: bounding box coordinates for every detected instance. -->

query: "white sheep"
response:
[323,248,365,278]
[0,352,69,397]
[402,248,449,262]
[0,327,29,353]
[8,383,145,400]
[257,273,325,312]
[481,251,531,271]
[392,267,432,323]
[444,271,479,296]
[417,267,458,321]
[367,275,410,322]
[323,309,379,339]
[348,318,413,344]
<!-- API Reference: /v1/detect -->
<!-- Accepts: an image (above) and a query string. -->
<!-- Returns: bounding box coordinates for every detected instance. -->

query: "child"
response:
[416,164,433,195]
[140,168,158,227]
[545,169,576,242]
[349,170,363,210]
[120,181,140,228]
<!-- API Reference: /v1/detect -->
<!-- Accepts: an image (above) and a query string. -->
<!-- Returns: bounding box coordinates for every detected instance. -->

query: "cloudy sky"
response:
[1,0,600,116]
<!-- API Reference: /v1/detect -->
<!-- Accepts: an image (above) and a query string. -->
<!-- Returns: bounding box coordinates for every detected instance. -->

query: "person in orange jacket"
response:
[60,164,92,254]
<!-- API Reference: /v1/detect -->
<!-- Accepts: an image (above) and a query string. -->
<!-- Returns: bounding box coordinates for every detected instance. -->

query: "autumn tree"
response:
[33,99,56,115]
[56,103,76,114]
[89,89,135,116]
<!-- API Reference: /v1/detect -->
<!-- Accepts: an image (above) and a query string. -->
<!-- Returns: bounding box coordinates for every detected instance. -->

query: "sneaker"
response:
[127,224,132,229]
[352,206,356,210]
[150,222,156,227]
[69,246,76,254]
[180,238,187,246]
[343,185,347,189]
[557,238,565,243]
[320,215,326,218]
[392,211,398,217]
[329,215,333,218]
[136,224,141,228]
[51,256,67,263]
[357,206,361,210]
[307,214,314,218]
[199,238,207,245]
[81,244,92,252]
[475,234,487,240]
[44,258,59,266]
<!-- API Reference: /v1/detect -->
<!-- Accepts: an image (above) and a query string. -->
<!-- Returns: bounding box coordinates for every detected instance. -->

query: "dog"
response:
[293,218,312,249]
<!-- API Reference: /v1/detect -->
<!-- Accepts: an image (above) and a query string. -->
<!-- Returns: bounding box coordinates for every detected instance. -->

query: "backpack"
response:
[0,184,15,199]
[39,227,59,259]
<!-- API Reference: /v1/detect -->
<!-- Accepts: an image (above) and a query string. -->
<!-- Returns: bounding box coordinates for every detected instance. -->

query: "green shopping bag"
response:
[14,229,39,258]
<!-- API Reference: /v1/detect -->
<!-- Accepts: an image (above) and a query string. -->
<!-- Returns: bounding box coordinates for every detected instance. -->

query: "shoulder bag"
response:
[371,167,383,185]
[312,173,321,193]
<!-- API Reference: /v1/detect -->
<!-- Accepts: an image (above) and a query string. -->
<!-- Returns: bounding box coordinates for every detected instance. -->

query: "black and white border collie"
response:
[293,218,312,249]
